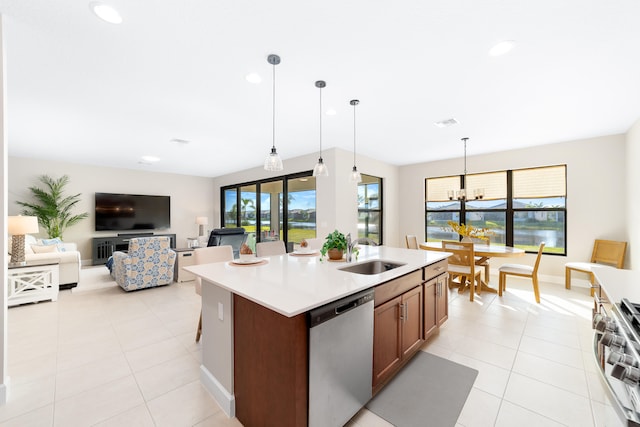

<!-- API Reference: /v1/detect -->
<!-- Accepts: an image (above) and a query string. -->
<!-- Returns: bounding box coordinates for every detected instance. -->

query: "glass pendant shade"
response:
[350,166,362,183]
[313,157,329,177]
[313,80,328,177]
[264,147,283,171]
[350,99,361,183]
[264,54,283,172]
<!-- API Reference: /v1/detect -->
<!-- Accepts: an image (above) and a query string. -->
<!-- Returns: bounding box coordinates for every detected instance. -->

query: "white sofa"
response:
[10,235,81,288]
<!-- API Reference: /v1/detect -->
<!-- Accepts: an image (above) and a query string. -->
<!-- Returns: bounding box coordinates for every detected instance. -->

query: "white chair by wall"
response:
[498,242,545,304]
[193,245,234,342]
[256,240,287,257]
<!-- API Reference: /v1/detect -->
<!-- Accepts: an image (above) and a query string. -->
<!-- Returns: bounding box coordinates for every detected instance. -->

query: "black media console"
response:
[91,233,177,265]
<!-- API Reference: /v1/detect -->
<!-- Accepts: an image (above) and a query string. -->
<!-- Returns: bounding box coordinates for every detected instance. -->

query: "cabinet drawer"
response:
[424,259,447,282]
[374,270,422,307]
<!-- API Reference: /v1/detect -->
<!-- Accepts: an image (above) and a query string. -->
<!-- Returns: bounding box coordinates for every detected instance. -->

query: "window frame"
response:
[221,171,316,248]
[425,165,567,255]
[358,174,383,245]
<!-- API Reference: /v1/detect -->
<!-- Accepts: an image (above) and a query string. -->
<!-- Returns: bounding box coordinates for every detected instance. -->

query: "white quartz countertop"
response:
[594,267,640,304]
[185,246,450,317]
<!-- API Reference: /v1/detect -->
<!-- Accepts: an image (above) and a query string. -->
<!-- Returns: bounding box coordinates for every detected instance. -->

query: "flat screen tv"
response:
[95,193,171,231]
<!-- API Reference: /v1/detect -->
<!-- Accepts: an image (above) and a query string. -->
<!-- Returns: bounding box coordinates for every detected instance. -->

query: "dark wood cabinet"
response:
[372,270,425,393]
[424,272,448,340]
[401,285,424,357]
[373,295,402,388]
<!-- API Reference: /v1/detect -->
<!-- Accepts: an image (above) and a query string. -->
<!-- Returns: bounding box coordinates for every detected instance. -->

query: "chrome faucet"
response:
[346,233,378,263]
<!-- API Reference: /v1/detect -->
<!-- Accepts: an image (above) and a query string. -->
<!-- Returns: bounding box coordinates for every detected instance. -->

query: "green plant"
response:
[320,229,358,260]
[16,174,88,239]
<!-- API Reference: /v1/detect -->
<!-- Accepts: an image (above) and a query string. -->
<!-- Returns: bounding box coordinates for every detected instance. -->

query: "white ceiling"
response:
[2,0,640,178]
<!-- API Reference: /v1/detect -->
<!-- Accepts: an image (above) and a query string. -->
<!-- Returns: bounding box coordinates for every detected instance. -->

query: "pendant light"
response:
[313,80,329,177]
[349,99,362,183]
[264,54,283,172]
[447,137,484,201]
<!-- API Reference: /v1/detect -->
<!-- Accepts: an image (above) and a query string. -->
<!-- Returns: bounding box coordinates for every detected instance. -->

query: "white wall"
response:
[8,157,215,264]
[399,134,628,279]
[627,118,640,269]
[1,14,8,405]
[210,147,401,247]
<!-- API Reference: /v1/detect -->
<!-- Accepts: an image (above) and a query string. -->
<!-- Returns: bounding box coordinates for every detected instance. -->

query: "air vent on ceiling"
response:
[170,138,190,145]
[434,118,459,128]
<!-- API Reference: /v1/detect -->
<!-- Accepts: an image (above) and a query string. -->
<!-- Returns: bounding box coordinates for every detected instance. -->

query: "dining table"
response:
[419,241,526,294]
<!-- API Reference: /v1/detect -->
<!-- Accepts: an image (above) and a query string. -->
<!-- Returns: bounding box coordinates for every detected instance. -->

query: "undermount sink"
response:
[338,260,406,275]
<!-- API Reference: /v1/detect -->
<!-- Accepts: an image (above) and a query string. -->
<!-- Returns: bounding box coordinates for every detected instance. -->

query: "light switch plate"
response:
[218,302,224,321]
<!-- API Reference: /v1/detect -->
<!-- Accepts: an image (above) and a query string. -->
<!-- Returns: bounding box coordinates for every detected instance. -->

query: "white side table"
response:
[174,248,196,282]
[7,261,60,307]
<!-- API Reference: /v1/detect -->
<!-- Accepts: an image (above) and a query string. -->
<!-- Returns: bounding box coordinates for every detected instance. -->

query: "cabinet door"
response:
[423,278,437,338]
[436,274,449,326]
[373,295,402,388]
[401,285,423,357]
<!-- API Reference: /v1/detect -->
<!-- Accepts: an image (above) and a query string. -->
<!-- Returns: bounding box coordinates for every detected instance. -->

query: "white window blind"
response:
[466,171,506,201]
[513,165,566,198]
[426,176,459,202]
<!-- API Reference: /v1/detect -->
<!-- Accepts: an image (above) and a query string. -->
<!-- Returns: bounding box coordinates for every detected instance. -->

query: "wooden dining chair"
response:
[468,237,490,283]
[405,235,419,249]
[441,241,482,302]
[256,240,287,257]
[193,245,234,342]
[565,239,627,296]
[498,242,545,303]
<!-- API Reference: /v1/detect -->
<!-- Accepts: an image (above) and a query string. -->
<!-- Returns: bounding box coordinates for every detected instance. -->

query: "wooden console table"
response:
[8,260,60,306]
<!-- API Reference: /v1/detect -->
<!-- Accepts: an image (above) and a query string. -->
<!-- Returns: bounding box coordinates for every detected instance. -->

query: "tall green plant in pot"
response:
[16,175,88,239]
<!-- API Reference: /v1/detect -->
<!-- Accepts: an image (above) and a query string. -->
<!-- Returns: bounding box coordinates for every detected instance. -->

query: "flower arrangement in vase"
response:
[445,220,494,243]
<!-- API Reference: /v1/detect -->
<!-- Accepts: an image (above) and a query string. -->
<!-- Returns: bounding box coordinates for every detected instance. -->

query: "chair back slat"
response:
[441,241,475,267]
[405,235,418,249]
[532,242,546,274]
[591,239,627,268]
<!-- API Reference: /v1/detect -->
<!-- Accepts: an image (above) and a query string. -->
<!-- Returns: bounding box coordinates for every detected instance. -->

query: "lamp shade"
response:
[195,216,209,225]
[8,215,39,235]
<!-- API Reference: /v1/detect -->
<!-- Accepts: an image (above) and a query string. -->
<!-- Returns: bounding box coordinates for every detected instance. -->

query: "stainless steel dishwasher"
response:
[308,288,374,427]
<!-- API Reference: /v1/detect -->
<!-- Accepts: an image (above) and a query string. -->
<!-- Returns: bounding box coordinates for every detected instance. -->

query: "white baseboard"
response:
[0,378,9,405]
[200,365,235,418]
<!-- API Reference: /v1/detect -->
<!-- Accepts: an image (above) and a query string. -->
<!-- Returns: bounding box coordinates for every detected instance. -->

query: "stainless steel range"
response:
[594,297,640,426]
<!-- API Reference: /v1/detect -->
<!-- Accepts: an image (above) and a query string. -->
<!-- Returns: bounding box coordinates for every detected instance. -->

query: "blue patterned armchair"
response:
[111,236,176,291]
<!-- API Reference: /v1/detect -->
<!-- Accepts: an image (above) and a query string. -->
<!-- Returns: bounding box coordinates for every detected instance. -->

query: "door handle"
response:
[399,303,405,321]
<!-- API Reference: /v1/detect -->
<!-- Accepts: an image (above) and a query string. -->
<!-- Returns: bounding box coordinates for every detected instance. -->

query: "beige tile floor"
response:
[0,267,622,426]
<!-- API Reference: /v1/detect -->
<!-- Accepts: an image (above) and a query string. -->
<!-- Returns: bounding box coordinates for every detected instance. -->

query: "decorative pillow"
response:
[41,237,63,246]
[31,244,58,254]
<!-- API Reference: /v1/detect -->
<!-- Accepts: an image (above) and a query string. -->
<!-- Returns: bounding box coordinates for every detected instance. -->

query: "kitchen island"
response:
[185,245,450,426]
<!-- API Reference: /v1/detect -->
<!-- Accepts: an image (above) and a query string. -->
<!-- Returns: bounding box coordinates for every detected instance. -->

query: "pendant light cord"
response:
[272,61,276,150]
[353,102,357,167]
[462,137,468,190]
[318,86,322,157]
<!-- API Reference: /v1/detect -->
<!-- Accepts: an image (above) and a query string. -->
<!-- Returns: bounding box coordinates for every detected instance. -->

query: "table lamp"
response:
[8,215,39,266]
[196,216,208,237]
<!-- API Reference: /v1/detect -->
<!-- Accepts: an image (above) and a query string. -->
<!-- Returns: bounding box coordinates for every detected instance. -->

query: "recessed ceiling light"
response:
[170,138,190,145]
[326,109,337,116]
[434,118,459,128]
[141,155,160,163]
[245,73,262,84]
[89,2,123,24]
[489,40,516,57]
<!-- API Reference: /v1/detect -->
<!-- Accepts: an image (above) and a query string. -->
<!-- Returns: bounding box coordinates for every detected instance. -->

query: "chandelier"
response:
[448,137,484,201]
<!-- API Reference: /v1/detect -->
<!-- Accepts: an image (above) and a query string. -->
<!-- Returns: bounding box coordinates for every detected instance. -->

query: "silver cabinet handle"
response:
[399,303,405,321]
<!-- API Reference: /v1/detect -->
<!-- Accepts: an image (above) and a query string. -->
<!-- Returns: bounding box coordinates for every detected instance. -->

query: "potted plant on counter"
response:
[320,229,348,261]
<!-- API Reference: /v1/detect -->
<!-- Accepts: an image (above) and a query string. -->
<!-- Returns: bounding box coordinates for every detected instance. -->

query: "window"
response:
[221,172,316,251]
[425,165,566,254]
[358,174,383,245]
